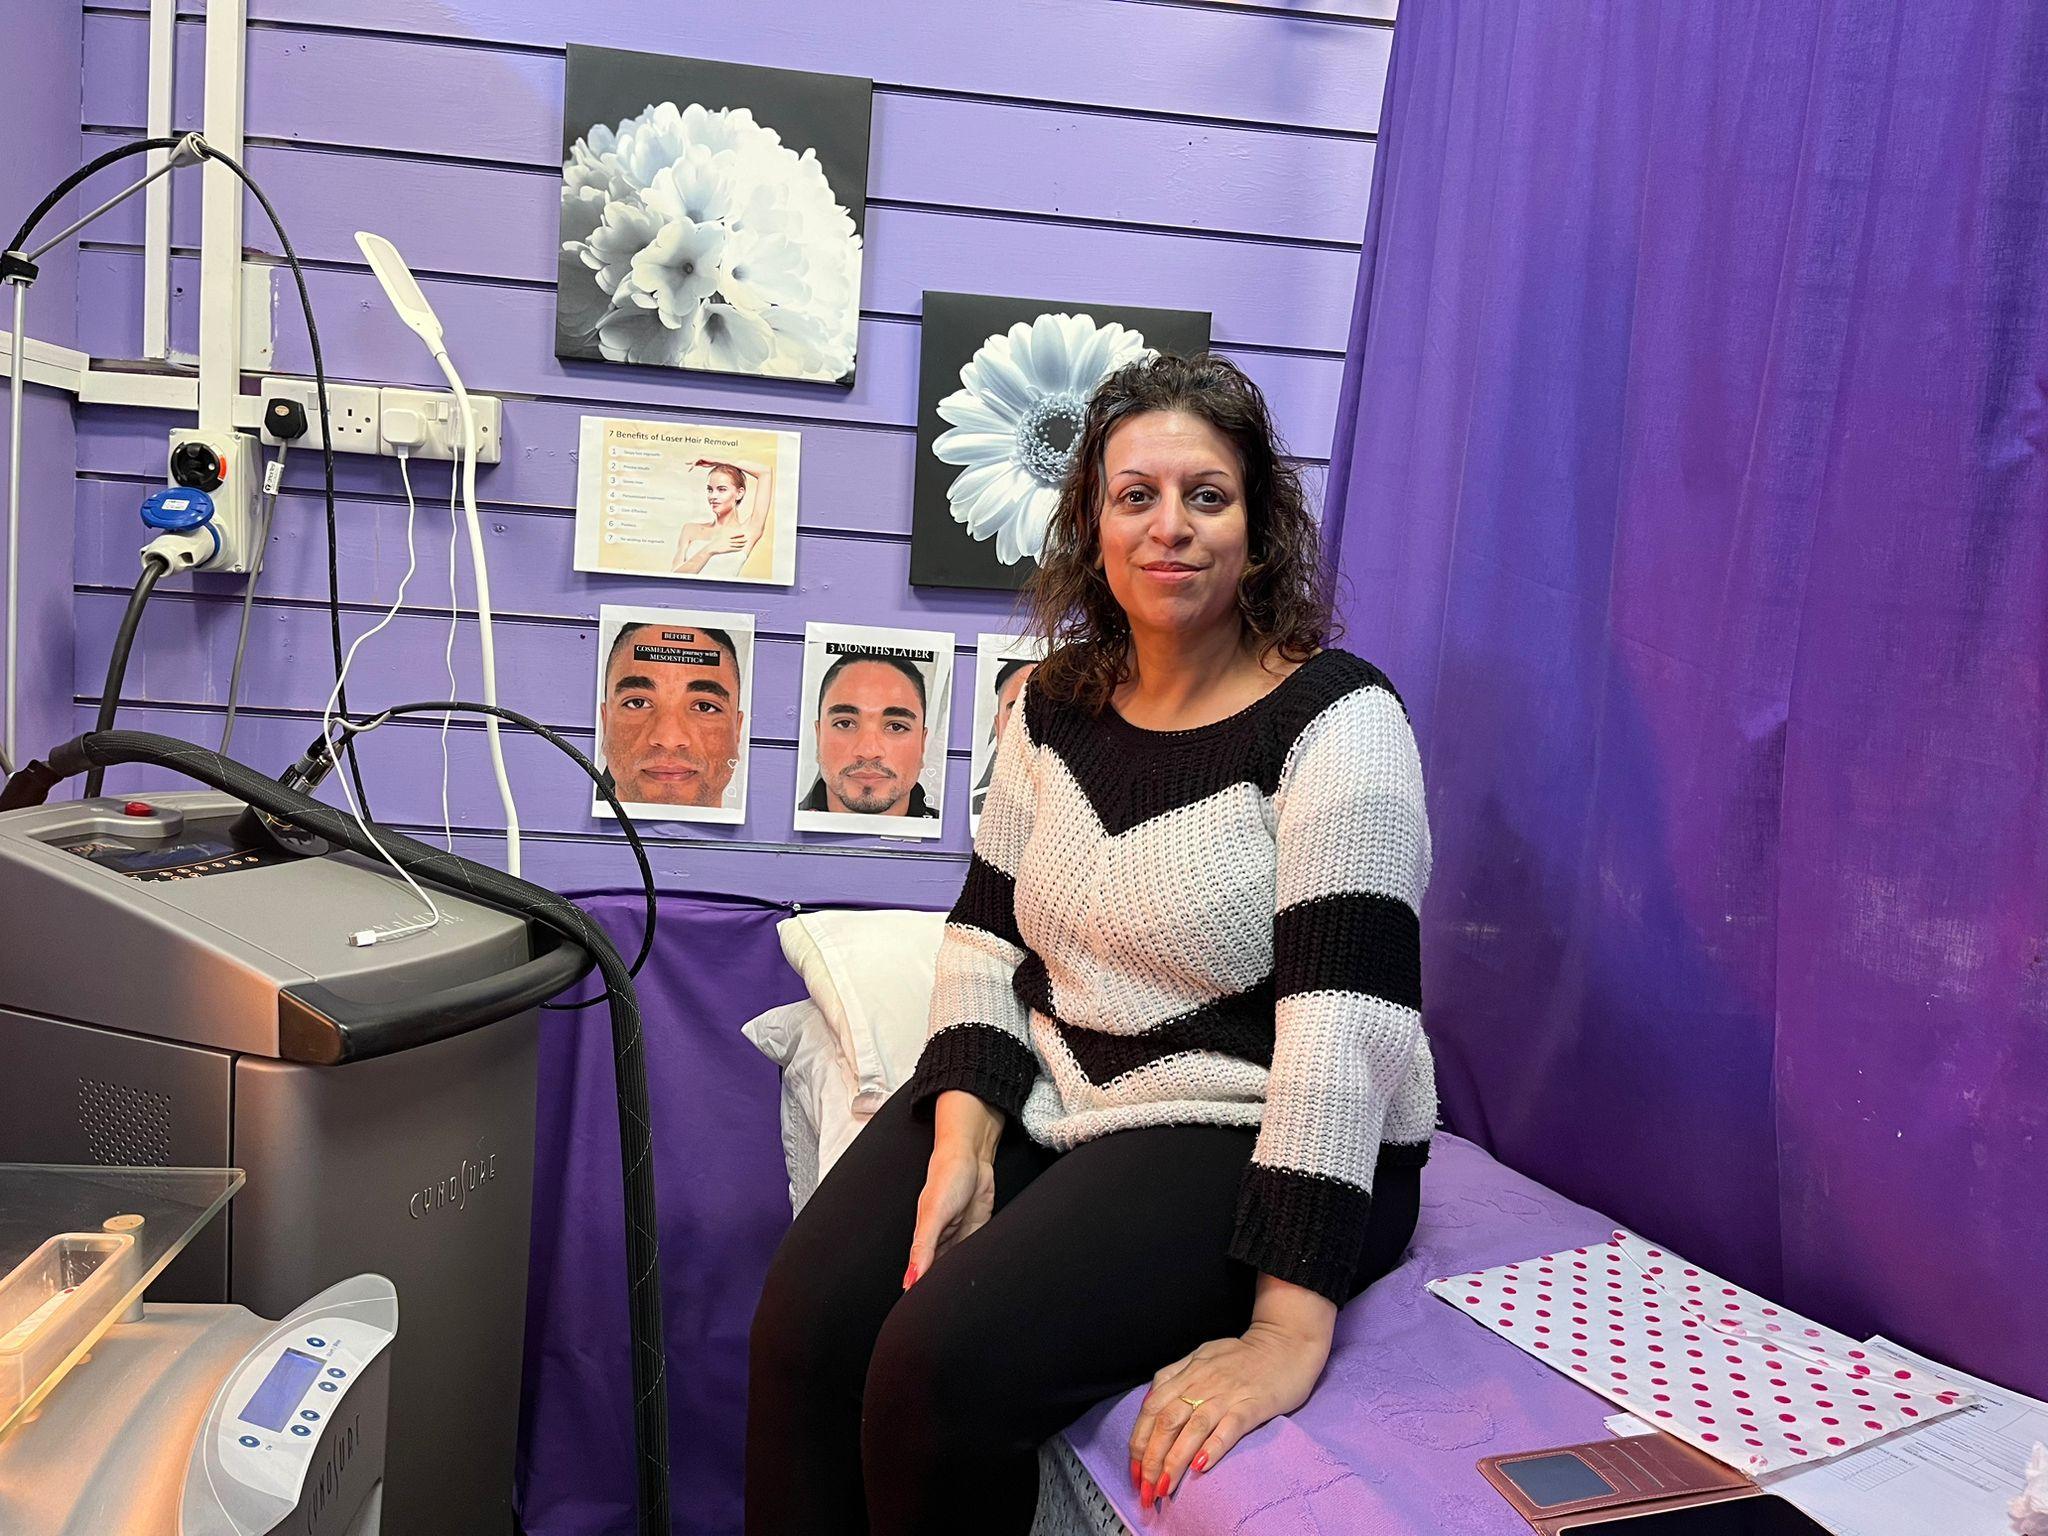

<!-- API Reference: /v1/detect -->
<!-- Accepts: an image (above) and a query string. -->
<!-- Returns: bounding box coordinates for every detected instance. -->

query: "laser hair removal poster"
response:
[575,415,799,586]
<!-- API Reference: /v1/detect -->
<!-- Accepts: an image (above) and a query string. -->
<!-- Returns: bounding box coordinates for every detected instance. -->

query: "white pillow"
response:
[776,909,948,1105]
[740,998,875,1215]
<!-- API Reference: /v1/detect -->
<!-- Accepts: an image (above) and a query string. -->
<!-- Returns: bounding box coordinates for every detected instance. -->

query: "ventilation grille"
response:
[77,1077,173,1166]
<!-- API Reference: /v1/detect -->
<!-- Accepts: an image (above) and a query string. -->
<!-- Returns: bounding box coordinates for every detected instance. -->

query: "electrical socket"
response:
[164,428,260,573]
[376,387,503,464]
[258,375,382,454]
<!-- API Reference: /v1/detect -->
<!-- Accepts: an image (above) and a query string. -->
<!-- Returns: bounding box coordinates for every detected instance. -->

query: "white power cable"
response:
[437,352,521,876]
[351,229,519,874]
[322,450,440,948]
[440,463,459,851]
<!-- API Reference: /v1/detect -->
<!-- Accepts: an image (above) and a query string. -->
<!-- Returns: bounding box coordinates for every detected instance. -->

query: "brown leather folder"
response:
[1479,1434,1762,1534]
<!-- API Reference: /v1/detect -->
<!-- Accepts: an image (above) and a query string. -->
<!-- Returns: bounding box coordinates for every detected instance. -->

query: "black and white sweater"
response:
[904,648,1437,1303]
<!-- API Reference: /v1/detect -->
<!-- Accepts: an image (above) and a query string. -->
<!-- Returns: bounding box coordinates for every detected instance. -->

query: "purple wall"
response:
[71,0,1382,906]
[0,6,80,764]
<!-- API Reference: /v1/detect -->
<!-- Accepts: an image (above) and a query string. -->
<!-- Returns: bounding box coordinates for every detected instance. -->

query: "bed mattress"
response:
[1034,1132,1620,1535]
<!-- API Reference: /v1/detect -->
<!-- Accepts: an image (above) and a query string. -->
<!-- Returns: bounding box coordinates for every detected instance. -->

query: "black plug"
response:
[263,397,310,443]
[228,727,341,857]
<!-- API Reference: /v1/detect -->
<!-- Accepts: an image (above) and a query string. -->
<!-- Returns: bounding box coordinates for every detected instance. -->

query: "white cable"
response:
[322,450,440,947]
[433,348,521,875]
[440,464,458,851]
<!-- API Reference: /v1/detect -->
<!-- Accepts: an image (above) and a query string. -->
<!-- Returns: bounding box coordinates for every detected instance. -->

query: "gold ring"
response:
[1179,1395,1206,1409]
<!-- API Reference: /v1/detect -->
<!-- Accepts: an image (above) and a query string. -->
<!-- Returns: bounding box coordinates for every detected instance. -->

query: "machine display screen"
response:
[237,1347,323,1431]
[73,834,236,870]
[57,833,283,880]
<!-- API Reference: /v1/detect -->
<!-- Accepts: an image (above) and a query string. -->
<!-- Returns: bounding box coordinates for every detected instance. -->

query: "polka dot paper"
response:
[1427,1230,1974,1475]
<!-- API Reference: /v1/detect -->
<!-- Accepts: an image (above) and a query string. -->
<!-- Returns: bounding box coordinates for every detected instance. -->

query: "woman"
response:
[747,355,1435,1533]
[671,456,774,579]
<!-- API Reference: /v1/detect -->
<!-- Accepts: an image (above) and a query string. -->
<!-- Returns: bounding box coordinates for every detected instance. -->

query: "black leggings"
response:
[745,1089,1422,1535]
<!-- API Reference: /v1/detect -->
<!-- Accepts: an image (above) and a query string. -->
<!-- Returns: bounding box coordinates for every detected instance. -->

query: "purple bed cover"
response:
[1061,1130,1618,1534]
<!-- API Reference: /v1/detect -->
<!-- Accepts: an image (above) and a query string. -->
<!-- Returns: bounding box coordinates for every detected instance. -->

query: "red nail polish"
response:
[1141,1478,1154,1507]
[1193,1451,1209,1473]
[901,1263,918,1289]
[1130,1457,1142,1489]
[1158,1472,1172,1498]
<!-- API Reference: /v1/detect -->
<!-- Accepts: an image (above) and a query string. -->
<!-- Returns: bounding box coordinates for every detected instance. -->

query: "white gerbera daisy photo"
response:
[555,46,873,387]
[934,313,1156,567]
[911,293,1214,592]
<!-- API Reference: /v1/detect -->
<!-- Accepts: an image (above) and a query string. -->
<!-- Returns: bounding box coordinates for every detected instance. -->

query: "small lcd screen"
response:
[63,834,236,872]
[237,1347,323,1431]
[1557,1497,1833,1534]
[1500,1452,1617,1507]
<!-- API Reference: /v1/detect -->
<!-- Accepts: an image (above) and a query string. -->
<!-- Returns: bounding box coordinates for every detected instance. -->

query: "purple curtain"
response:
[1326,0,2048,1398]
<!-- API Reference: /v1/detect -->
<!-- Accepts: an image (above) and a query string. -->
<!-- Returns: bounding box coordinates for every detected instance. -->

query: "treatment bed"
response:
[517,892,1619,1536]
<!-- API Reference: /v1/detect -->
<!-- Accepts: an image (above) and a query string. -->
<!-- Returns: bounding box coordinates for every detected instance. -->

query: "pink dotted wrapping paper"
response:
[1426,1230,1974,1475]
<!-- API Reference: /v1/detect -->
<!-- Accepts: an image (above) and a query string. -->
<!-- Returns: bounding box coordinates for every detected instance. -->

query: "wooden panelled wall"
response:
[73,0,1389,906]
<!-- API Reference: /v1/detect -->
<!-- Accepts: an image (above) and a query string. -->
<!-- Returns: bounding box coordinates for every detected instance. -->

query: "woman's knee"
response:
[752,1104,933,1388]
[861,1285,1022,1460]
[752,1222,873,1394]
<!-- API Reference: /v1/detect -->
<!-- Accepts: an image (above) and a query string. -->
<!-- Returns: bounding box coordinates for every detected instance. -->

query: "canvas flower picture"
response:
[910,293,1212,591]
[556,46,872,386]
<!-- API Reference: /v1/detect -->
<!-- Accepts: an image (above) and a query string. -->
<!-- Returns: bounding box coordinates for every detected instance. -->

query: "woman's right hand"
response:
[904,1090,1004,1288]
[903,1146,994,1288]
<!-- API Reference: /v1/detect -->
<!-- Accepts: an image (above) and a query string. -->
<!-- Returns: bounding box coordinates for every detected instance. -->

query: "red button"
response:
[123,801,154,816]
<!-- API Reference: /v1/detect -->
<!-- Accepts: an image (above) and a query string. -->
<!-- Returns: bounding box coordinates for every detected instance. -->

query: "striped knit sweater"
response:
[904,648,1437,1303]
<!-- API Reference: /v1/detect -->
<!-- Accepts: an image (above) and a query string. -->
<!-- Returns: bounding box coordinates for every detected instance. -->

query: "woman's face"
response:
[1096,410,1249,642]
[706,471,742,516]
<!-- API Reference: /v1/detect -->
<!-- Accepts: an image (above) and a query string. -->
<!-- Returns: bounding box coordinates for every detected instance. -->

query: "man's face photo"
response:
[601,625,744,808]
[816,659,928,815]
[992,660,1036,747]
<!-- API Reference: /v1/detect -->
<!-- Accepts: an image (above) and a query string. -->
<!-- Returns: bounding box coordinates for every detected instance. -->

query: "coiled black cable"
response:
[7,133,372,813]
[4,135,185,254]
[331,699,656,1004]
[188,140,370,815]
[41,728,672,1535]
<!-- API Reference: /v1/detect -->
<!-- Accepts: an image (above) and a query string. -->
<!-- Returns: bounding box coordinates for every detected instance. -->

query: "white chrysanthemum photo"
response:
[558,100,862,383]
[931,313,1155,566]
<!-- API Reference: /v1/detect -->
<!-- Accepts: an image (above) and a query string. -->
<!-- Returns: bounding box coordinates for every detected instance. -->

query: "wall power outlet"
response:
[376,388,504,464]
[258,376,381,454]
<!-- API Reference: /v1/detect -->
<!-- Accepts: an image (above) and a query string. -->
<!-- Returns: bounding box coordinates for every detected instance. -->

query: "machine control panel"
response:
[209,1307,391,1507]
[54,831,291,882]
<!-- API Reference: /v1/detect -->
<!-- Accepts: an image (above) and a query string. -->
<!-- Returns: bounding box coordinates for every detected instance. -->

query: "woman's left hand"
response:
[1127,1316,1332,1510]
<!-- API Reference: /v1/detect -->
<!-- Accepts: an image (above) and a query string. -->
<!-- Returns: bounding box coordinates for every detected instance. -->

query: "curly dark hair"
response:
[1023,352,1334,713]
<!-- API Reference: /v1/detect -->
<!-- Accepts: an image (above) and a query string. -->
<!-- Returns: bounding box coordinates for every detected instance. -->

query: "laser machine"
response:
[0,786,585,1535]
[0,1164,396,1535]
[2,107,670,1536]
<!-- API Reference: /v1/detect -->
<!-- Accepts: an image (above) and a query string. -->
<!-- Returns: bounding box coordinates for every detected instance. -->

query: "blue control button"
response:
[305,1337,327,1349]
[239,1435,260,1448]
[291,1425,312,1437]
[318,1381,338,1392]
[326,1367,345,1379]
[300,1409,320,1421]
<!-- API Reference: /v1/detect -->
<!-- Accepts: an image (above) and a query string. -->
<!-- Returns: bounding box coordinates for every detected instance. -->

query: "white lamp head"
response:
[354,230,445,354]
